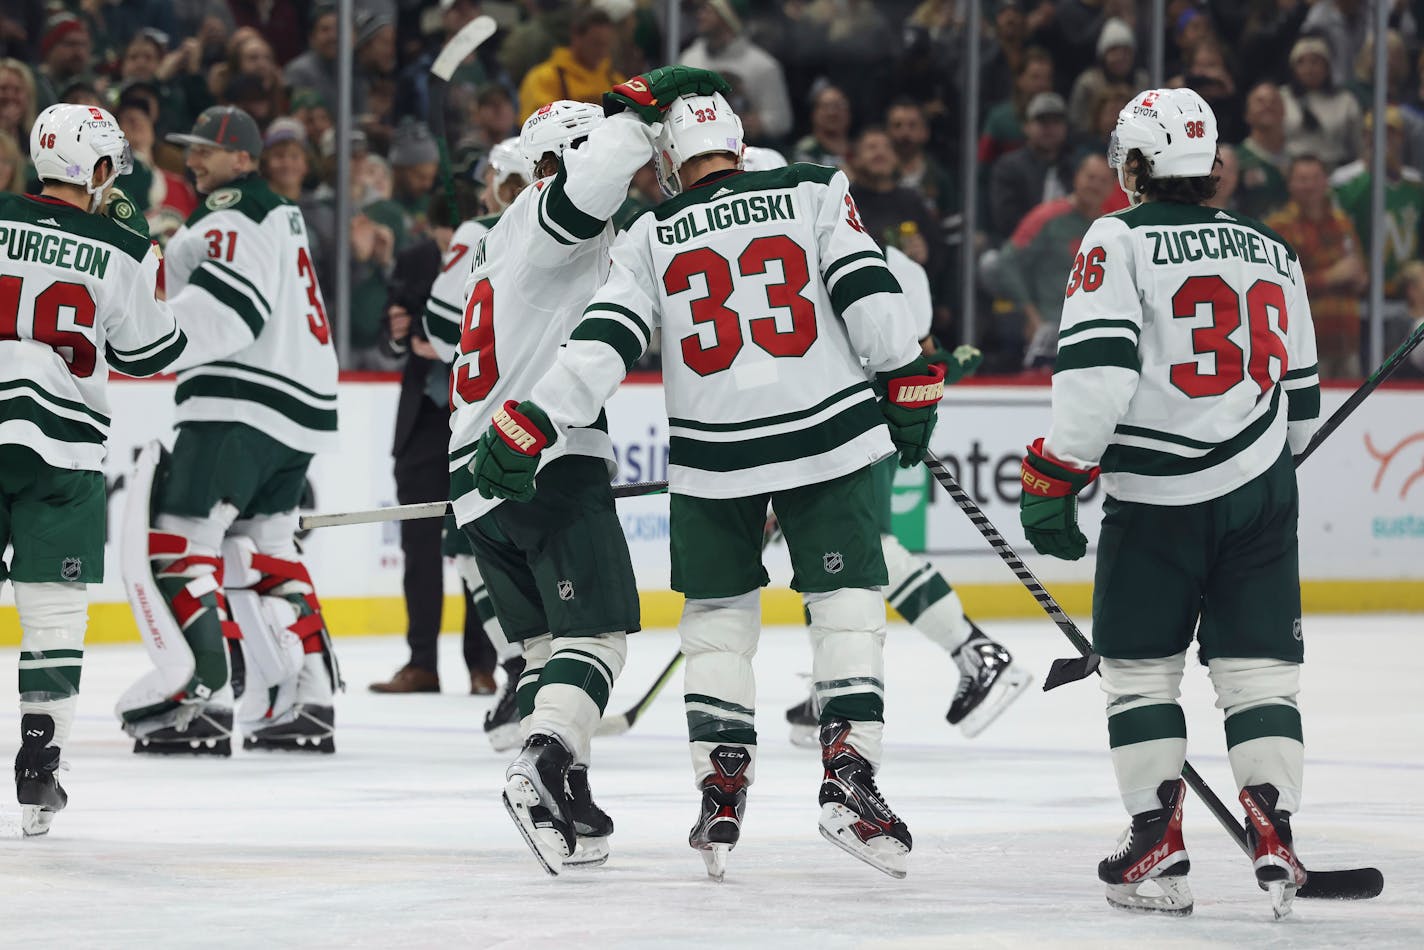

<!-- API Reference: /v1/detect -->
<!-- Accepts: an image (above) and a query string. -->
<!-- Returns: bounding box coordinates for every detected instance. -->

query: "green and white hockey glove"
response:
[470,400,557,502]
[1019,438,1099,560]
[603,66,732,123]
[925,339,982,385]
[103,186,150,240]
[874,355,947,468]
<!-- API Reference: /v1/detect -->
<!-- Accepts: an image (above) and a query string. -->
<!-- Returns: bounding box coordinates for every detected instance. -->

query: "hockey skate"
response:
[1241,784,1308,919]
[689,745,750,882]
[784,694,818,748]
[484,658,525,753]
[129,703,234,757]
[15,714,67,837]
[947,625,1032,738]
[564,764,613,869]
[503,732,576,875]
[817,720,911,878]
[244,655,336,753]
[1098,778,1193,916]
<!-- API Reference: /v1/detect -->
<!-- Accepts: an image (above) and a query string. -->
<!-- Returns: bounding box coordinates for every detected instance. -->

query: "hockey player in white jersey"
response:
[473,88,946,880]
[450,68,732,874]
[2,104,187,833]
[1018,89,1321,917]
[116,106,341,757]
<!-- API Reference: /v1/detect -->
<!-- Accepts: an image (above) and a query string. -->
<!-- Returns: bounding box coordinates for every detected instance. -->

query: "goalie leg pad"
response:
[528,633,627,766]
[807,587,886,769]
[881,533,972,654]
[1209,658,1304,814]
[1102,652,1189,815]
[15,582,87,750]
[680,592,760,787]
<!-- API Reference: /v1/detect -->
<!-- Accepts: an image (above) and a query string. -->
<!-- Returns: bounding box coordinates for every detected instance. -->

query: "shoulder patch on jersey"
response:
[206,187,242,211]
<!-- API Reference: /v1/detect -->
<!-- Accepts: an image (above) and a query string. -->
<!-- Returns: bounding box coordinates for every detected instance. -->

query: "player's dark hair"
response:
[1123,148,1219,204]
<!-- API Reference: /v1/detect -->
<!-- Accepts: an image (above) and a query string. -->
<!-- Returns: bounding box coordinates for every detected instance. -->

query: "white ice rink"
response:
[2,614,1420,949]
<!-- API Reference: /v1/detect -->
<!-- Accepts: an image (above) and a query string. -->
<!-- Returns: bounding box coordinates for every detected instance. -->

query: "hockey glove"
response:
[103,186,150,240]
[603,66,732,123]
[874,356,947,468]
[470,400,557,502]
[1019,438,1099,560]
[925,339,982,385]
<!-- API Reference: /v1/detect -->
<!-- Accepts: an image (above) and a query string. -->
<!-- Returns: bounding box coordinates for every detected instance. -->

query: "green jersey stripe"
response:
[426,294,462,319]
[175,375,339,431]
[572,318,645,371]
[107,322,182,359]
[670,398,882,473]
[1054,336,1141,373]
[1283,363,1318,381]
[668,382,871,433]
[424,310,462,344]
[585,302,652,340]
[823,249,882,283]
[188,266,265,337]
[1287,384,1320,421]
[1058,318,1142,343]
[205,259,272,315]
[0,394,105,444]
[542,171,606,240]
[106,334,188,376]
[1112,422,1219,451]
[1102,387,1281,477]
[0,378,109,425]
[204,361,337,403]
[829,265,901,316]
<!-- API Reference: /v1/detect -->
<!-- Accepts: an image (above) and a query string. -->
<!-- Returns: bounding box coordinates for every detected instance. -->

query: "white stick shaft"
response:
[301,501,450,529]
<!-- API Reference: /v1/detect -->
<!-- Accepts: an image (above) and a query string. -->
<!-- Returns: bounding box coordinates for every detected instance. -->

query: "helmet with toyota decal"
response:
[29,103,133,211]
[518,100,604,182]
[1108,88,1217,205]
[653,92,744,197]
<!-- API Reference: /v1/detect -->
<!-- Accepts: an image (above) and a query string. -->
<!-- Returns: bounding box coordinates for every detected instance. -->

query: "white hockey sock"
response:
[880,534,973,655]
[528,633,627,765]
[808,588,887,769]
[680,593,759,786]
[1102,653,1189,815]
[516,633,552,744]
[455,555,519,663]
[1209,658,1305,813]
[15,582,88,749]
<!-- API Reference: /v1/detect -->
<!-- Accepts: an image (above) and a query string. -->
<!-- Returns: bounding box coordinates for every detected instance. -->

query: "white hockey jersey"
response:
[0,192,186,471]
[423,215,497,365]
[165,174,339,454]
[885,245,933,339]
[1045,201,1321,506]
[447,112,654,526]
[532,164,921,498]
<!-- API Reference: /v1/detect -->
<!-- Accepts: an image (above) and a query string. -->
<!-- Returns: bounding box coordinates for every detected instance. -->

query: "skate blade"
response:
[564,836,610,869]
[132,737,232,757]
[700,842,730,883]
[1104,877,1194,916]
[20,805,57,837]
[818,804,909,879]
[242,733,336,754]
[787,723,818,749]
[956,668,1034,739]
[502,777,567,876]
[1268,879,1298,920]
[485,721,522,753]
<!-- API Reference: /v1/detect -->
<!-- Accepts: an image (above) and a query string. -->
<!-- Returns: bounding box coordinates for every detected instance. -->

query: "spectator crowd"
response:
[3,0,1424,381]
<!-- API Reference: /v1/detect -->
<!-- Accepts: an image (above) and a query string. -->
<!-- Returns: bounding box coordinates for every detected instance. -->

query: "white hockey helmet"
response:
[741,145,788,172]
[483,136,527,211]
[1108,88,1218,204]
[30,103,133,211]
[519,100,604,182]
[654,92,744,197]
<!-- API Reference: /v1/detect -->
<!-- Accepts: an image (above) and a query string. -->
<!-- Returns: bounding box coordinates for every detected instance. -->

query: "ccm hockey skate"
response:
[15,714,67,836]
[564,764,613,868]
[503,732,576,875]
[484,657,525,753]
[1099,779,1193,915]
[1241,784,1308,919]
[689,745,750,882]
[947,626,1032,738]
[817,720,911,878]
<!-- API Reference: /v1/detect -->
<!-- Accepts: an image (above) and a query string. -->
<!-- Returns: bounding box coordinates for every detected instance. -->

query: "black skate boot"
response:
[131,706,234,757]
[1241,784,1308,919]
[1098,778,1193,916]
[502,732,576,875]
[689,745,750,882]
[244,705,336,754]
[784,694,818,748]
[15,714,67,837]
[946,624,1032,738]
[564,764,613,869]
[484,657,525,753]
[817,719,912,878]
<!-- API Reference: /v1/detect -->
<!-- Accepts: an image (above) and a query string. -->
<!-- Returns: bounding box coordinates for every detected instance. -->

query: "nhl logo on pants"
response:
[823,552,844,575]
[60,557,82,581]
[557,579,575,601]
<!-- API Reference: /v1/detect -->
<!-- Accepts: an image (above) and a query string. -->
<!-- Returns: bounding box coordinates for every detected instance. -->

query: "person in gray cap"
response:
[114,104,344,759]
[1068,17,1149,136]
[988,90,1078,240]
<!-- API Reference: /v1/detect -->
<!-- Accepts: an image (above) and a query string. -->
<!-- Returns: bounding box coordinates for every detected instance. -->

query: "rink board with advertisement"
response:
[2,378,1421,643]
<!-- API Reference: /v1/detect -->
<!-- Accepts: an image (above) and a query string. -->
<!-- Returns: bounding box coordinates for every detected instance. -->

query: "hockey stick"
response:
[1295,316,1424,466]
[595,649,684,736]
[300,478,669,529]
[923,451,1383,901]
[428,15,497,225]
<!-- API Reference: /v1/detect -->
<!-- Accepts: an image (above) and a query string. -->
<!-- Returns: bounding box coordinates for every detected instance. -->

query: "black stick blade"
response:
[1043,653,1100,691]
[1296,866,1385,900]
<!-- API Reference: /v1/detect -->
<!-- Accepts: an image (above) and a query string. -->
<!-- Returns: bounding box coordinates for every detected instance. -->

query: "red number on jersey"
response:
[1065,247,1106,296]
[296,247,330,344]
[443,243,471,273]
[740,235,818,357]
[665,247,742,376]
[204,229,237,262]
[0,276,98,378]
[453,277,498,403]
[1169,275,1289,398]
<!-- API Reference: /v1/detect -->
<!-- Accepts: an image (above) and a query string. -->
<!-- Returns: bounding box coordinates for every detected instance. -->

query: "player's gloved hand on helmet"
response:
[103,186,150,239]
[925,338,982,385]
[874,354,947,468]
[603,66,732,123]
[470,400,558,502]
[1019,438,1099,560]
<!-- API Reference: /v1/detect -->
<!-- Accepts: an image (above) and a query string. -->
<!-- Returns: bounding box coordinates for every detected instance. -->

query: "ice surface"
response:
[2,615,1420,949]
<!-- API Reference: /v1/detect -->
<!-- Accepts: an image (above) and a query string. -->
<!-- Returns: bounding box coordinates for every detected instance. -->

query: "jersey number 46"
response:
[0,276,97,377]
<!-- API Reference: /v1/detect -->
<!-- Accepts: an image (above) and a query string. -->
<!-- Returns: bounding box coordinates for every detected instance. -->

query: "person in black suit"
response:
[370,182,500,694]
